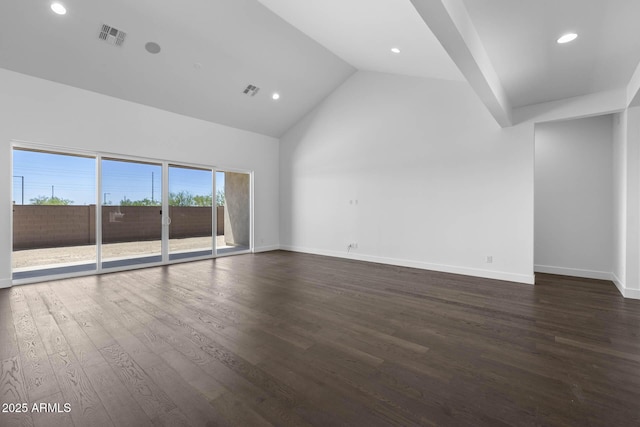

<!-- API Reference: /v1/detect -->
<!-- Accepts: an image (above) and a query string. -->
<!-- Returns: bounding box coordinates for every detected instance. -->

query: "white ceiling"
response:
[0,0,354,137]
[257,0,464,82]
[2,0,639,134]
[463,0,640,108]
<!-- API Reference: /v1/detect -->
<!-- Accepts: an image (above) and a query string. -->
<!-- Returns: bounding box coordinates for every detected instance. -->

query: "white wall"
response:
[612,111,627,289]
[624,107,640,298]
[534,116,614,279]
[612,106,640,299]
[279,70,535,284]
[0,68,280,287]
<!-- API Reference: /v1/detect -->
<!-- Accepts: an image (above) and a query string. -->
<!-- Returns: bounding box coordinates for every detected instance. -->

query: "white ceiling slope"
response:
[0,0,355,137]
[410,0,511,127]
[262,0,640,127]
[462,0,640,110]
[2,0,639,133]
[257,0,465,82]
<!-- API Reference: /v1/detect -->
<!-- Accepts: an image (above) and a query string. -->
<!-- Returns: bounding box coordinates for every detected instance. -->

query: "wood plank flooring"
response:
[1,250,639,426]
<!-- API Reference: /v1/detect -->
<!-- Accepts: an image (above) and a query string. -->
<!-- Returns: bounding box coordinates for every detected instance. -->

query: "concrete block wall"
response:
[168,206,213,239]
[216,206,224,236]
[12,205,93,249]
[102,206,162,244]
[13,205,225,250]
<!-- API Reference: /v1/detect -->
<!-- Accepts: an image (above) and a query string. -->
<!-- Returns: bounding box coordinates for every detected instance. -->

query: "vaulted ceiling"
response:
[2,0,640,135]
[256,0,464,82]
[0,0,355,137]
[462,0,640,108]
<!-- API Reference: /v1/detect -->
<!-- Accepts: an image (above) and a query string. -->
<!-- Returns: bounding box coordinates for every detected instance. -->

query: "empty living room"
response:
[1,0,640,426]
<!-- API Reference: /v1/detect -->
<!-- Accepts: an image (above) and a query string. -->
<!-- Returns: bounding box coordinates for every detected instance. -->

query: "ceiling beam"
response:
[410,0,512,127]
[627,60,640,108]
[513,89,627,124]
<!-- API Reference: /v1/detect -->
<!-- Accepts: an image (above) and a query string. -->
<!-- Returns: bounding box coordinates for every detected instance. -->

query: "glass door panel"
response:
[101,158,162,268]
[216,171,251,255]
[168,165,213,260]
[12,148,97,279]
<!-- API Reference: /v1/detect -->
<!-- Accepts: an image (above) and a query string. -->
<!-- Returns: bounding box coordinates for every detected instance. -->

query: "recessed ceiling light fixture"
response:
[391,47,401,54]
[557,33,578,44]
[51,2,66,15]
[272,93,280,101]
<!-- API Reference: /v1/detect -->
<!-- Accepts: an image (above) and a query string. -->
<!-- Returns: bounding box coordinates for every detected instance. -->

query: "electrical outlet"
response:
[485,255,493,263]
[347,243,358,251]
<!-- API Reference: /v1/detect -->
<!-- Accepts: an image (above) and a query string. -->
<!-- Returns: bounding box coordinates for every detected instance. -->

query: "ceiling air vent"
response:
[243,84,260,97]
[98,24,127,47]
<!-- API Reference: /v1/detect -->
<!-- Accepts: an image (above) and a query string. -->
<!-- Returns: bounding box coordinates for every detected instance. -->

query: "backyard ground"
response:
[13,236,235,270]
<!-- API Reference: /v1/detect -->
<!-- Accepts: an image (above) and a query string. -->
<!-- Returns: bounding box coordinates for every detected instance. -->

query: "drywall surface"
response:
[625,107,640,296]
[0,68,280,286]
[612,111,627,288]
[279,70,534,284]
[535,115,613,279]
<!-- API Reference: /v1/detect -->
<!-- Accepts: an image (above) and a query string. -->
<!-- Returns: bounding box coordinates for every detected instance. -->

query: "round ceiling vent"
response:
[145,42,161,54]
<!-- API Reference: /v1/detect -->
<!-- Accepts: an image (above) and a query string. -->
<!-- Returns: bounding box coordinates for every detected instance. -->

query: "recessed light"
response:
[51,2,66,15]
[272,93,280,101]
[391,47,401,54]
[557,33,578,44]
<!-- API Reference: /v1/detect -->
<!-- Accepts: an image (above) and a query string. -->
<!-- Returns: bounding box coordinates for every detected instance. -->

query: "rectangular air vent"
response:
[243,84,260,97]
[98,24,127,47]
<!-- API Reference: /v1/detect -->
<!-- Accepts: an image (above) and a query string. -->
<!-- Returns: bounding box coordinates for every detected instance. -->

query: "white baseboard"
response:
[612,273,640,300]
[534,268,640,300]
[253,245,280,253]
[612,273,626,298]
[0,277,11,289]
[281,245,535,285]
[534,265,613,281]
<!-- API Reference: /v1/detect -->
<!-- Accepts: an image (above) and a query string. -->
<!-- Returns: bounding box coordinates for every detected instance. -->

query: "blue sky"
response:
[13,150,225,205]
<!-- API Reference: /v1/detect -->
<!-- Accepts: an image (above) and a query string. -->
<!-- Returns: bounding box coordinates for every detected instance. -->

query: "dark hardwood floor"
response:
[1,250,639,426]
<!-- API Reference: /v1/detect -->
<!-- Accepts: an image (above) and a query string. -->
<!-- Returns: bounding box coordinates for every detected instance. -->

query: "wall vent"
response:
[243,84,260,97]
[98,24,127,47]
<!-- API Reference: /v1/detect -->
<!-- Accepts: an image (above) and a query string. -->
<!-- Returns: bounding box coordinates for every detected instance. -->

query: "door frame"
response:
[10,140,254,285]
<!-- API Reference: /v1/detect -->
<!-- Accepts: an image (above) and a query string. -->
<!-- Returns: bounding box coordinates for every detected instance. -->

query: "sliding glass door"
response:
[12,144,253,282]
[12,149,96,279]
[101,158,163,268]
[168,165,214,260]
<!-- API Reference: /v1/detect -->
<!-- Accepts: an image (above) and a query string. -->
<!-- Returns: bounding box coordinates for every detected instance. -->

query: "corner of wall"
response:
[612,273,626,298]
[0,278,11,289]
[611,273,640,300]
[534,265,613,281]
